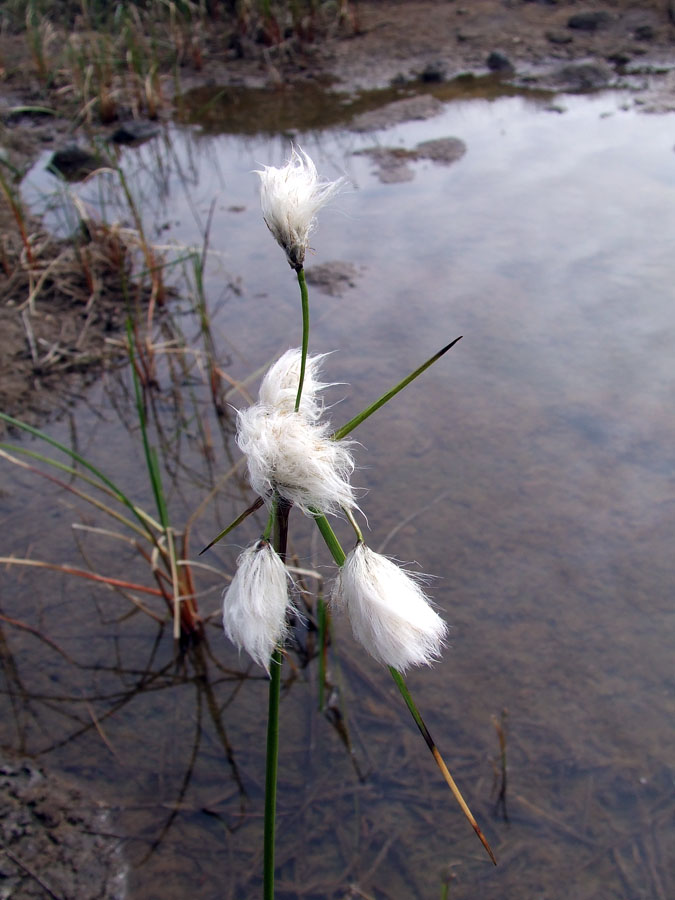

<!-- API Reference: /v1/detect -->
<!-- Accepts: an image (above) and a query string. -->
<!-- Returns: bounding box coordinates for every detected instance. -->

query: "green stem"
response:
[343,506,364,543]
[312,510,346,566]
[264,497,291,900]
[264,647,282,900]
[294,266,310,412]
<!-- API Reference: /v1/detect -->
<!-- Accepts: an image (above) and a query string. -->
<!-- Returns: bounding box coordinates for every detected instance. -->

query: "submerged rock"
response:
[350,95,444,132]
[414,137,467,165]
[356,136,466,184]
[305,261,360,296]
[355,147,417,183]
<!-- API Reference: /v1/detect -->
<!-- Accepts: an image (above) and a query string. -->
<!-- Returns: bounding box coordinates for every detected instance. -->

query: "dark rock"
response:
[111,121,161,144]
[419,61,446,83]
[567,11,612,32]
[553,62,613,91]
[634,25,654,41]
[607,50,631,67]
[47,145,104,181]
[486,51,514,73]
[546,30,573,45]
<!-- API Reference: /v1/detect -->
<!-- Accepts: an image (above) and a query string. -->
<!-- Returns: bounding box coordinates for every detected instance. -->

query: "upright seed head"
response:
[256,146,344,269]
[235,349,357,516]
[332,542,447,672]
[258,347,330,424]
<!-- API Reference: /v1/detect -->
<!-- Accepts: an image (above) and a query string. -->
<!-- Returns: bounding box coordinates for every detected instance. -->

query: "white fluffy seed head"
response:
[332,543,447,672]
[258,348,330,424]
[256,146,344,269]
[222,540,291,673]
[236,405,356,516]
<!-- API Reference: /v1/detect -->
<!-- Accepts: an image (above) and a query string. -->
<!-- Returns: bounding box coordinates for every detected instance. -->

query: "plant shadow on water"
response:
[2,76,675,899]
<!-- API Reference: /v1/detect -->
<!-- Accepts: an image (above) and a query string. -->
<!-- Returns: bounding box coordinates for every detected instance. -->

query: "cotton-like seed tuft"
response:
[258,347,330,424]
[256,146,344,269]
[222,540,291,672]
[236,405,356,516]
[332,542,447,672]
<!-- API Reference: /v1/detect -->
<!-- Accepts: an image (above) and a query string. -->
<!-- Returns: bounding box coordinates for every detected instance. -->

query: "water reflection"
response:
[4,81,675,898]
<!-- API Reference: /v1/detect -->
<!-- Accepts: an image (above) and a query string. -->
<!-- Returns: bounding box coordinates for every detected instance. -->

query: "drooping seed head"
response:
[222,540,291,673]
[332,542,447,672]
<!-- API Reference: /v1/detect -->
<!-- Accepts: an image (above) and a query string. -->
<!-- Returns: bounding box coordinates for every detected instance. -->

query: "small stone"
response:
[546,30,573,45]
[419,61,446,83]
[111,121,161,144]
[553,62,613,91]
[634,25,654,41]
[486,51,514,73]
[567,11,612,32]
[607,50,631,67]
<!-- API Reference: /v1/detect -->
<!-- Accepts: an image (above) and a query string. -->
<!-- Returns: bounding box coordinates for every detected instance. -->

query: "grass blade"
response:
[332,337,462,441]
[198,497,264,555]
[312,511,496,865]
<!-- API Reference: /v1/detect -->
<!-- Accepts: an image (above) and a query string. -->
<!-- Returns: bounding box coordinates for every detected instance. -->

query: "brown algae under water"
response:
[3,81,675,898]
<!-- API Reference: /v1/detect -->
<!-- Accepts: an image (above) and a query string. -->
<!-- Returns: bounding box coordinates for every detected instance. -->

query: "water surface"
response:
[4,83,675,899]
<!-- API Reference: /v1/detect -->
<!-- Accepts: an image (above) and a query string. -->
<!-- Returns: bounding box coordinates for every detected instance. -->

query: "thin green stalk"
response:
[264,497,290,899]
[311,511,497,866]
[126,322,168,529]
[264,648,282,900]
[332,336,462,441]
[294,265,310,412]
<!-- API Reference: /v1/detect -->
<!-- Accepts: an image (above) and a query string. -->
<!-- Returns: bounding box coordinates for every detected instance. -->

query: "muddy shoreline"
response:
[3,1,675,426]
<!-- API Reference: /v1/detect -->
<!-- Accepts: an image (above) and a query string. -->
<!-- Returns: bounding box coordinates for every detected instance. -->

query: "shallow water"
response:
[4,82,675,898]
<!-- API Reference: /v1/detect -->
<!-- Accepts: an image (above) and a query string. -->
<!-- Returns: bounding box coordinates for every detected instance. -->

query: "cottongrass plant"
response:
[236,350,357,516]
[216,146,496,896]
